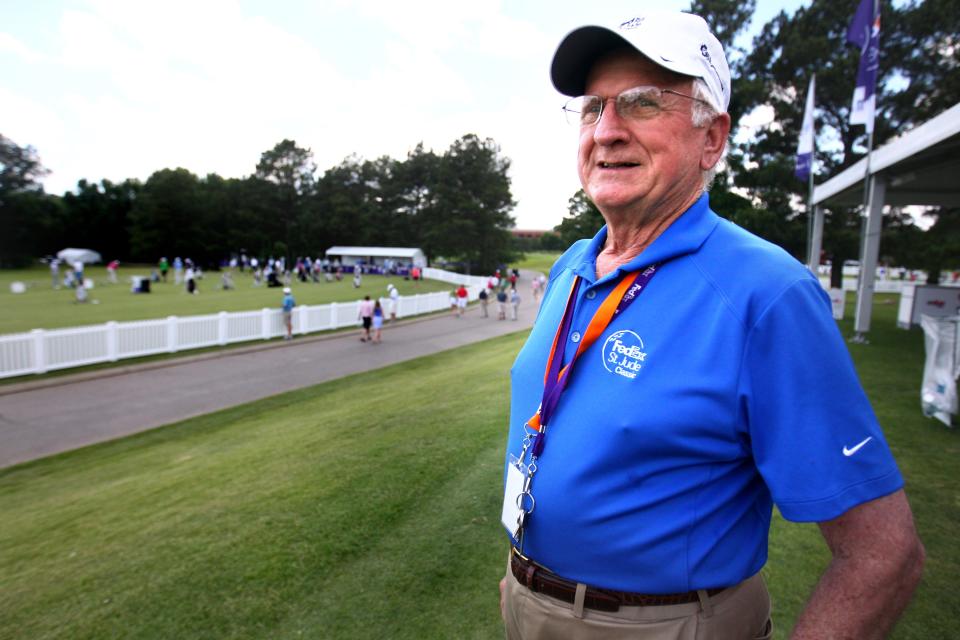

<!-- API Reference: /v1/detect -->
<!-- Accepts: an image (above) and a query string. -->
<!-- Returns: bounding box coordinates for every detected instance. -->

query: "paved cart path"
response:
[0,277,543,469]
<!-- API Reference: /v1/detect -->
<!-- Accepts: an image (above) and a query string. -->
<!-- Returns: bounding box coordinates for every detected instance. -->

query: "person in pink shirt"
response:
[106,260,120,284]
[358,295,375,342]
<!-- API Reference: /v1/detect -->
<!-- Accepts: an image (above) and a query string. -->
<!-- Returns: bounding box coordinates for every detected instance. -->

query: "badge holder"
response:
[501,428,540,551]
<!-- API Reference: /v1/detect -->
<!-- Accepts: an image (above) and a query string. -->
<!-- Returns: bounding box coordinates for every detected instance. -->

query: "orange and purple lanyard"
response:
[525,263,661,459]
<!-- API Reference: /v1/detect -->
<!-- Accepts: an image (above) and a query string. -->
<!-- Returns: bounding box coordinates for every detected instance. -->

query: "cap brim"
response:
[551,26,634,96]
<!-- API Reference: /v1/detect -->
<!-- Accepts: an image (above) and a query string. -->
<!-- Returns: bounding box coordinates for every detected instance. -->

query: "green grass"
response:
[514,251,560,276]
[0,294,956,639]
[0,266,451,334]
[0,333,521,640]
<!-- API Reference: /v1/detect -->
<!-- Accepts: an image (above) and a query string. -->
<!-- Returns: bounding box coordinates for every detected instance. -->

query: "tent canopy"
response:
[807,102,960,338]
[56,248,102,264]
[325,246,426,267]
[813,102,960,209]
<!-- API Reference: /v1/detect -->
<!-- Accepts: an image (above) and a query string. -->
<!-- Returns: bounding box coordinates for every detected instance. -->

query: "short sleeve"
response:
[740,279,903,522]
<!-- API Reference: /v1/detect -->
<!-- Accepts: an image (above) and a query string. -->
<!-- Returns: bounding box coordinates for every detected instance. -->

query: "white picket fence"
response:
[0,268,487,380]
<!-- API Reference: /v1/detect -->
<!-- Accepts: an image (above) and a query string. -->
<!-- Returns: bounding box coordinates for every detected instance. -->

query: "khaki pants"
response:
[503,560,772,640]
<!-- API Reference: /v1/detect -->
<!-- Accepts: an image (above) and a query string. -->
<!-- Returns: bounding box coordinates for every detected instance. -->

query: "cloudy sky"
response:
[1,0,805,230]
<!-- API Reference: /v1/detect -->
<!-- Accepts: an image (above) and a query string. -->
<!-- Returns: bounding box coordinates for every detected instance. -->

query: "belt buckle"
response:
[511,546,529,562]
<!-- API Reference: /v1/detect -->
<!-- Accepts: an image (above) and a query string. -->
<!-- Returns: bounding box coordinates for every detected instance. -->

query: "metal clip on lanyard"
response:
[512,263,660,547]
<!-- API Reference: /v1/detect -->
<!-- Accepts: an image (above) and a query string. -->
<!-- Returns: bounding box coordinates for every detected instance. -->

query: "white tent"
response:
[325,246,426,268]
[809,102,960,338]
[57,248,102,264]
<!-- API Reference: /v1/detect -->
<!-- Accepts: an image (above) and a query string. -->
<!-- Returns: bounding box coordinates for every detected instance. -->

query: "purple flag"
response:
[795,76,816,181]
[846,0,880,132]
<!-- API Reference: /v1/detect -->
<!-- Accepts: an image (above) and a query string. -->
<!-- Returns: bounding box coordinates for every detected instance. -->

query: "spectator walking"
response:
[158,257,169,282]
[387,284,400,321]
[479,288,490,317]
[106,260,119,284]
[531,276,542,302]
[456,284,469,317]
[358,295,375,342]
[74,282,88,303]
[281,286,295,340]
[73,260,85,287]
[372,300,384,343]
[173,257,184,284]
[496,288,508,320]
[509,287,520,320]
[353,271,362,288]
[49,257,60,289]
[185,266,198,294]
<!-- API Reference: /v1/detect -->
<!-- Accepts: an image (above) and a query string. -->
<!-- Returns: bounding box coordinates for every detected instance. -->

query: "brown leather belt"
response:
[510,548,727,612]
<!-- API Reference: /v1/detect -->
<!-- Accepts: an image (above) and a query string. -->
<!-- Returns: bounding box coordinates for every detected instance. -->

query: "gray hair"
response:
[691,79,725,191]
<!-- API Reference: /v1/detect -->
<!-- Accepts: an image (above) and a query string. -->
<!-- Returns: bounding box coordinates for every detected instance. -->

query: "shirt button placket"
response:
[571,331,581,343]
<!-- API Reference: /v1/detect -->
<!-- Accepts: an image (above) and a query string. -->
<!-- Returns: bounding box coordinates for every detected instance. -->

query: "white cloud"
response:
[0,88,66,165]
[0,32,48,62]
[6,0,665,229]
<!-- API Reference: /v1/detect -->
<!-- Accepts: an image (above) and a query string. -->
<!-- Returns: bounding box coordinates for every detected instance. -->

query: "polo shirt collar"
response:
[572,193,719,285]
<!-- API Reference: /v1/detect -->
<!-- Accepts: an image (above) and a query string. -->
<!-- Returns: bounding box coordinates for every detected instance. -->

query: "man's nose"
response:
[593,99,630,144]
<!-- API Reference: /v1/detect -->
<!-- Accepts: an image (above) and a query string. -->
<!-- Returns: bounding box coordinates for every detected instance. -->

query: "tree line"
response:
[3,0,957,279]
[555,0,959,284]
[0,134,517,274]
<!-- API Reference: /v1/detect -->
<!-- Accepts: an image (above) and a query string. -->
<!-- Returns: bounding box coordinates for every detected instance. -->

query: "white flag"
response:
[795,76,815,181]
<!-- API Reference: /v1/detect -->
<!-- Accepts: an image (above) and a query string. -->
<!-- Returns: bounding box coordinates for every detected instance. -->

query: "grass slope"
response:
[1,295,956,639]
[0,333,519,639]
[0,266,451,334]
[514,252,560,277]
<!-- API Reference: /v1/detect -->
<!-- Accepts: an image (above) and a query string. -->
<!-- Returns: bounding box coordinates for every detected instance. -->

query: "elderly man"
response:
[499,11,923,640]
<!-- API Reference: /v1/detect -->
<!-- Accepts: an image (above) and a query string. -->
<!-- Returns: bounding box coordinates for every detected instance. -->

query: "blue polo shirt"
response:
[282,294,295,312]
[505,194,903,593]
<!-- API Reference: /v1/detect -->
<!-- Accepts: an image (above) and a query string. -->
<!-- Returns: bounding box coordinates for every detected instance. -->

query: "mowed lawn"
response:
[0,295,957,639]
[0,266,452,334]
[515,251,560,276]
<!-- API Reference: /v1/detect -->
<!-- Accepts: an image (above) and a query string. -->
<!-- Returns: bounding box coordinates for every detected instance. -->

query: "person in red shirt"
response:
[456,284,469,317]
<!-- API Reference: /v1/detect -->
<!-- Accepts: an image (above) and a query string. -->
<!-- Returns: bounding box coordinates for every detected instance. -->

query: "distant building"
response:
[510,229,552,240]
[325,246,427,268]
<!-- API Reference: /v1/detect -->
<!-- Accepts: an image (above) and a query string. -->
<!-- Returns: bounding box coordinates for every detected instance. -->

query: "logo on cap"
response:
[620,17,645,30]
[700,44,711,61]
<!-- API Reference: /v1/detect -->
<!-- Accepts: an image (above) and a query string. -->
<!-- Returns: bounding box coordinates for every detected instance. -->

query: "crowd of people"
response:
[45,250,542,344]
[474,268,544,322]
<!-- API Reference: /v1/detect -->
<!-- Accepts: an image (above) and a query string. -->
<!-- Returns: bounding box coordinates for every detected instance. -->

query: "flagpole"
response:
[857,0,879,220]
[850,0,881,343]
[807,148,816,265]
[806,74,817,267]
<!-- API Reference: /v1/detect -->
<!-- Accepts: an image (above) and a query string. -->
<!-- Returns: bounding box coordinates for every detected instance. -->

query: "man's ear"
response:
[700,112,731,171]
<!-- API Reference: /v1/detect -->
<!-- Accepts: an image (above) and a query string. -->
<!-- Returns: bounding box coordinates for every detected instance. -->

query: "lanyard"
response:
[525,263,661,458]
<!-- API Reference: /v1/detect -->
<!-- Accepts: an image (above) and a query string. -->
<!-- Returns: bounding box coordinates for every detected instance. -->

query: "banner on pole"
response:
[847,0,880,133]
[795,76,816,181]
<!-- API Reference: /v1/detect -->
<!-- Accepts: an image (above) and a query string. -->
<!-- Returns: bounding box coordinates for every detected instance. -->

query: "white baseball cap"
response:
[283,287,291,294]
[550,11,730,112]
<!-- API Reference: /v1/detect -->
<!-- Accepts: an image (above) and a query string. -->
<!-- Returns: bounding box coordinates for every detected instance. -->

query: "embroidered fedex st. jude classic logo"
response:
[602,329,648,379]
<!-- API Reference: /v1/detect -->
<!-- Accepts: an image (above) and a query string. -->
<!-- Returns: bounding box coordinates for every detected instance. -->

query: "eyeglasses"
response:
[563,86,711,126]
